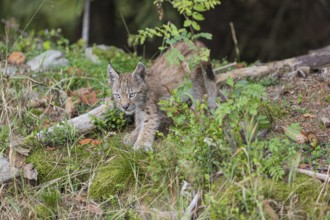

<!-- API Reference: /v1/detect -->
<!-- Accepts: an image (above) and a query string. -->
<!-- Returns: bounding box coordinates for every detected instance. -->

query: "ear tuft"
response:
[132,62,146,81]
[107,64,119,85]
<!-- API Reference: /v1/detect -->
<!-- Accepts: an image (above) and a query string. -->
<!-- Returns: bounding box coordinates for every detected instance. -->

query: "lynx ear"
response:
[132,62,146,81]
[107,64,119,85]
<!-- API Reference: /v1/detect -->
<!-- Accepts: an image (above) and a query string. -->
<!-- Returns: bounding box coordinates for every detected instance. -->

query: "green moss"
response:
[324,95,330,103]
[0,125,9,152]
[263,174,327,211]
[208,174,327,219]
[89,150,145,200]
[36,204,54,219]
[259,101,287,123]
[35,189,61,218]
[26,147,66,182]
[26,144,94,183]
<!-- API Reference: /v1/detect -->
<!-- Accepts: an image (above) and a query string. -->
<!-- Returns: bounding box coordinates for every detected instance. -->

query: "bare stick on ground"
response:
[296,168,330,183]
[216,45,330,84]
[36,101,113,141]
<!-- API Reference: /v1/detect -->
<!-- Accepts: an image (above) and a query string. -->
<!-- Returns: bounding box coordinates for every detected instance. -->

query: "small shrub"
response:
[93,107,129,132]
[38,122,76,147]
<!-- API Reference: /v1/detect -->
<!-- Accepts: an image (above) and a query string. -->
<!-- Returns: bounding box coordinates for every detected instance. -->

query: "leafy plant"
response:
[129,0,220,70]
[93,107,129,132]
[38,122,76,147]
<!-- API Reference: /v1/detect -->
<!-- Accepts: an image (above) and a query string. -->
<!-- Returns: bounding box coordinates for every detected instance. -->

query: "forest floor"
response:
[266,69,330,171]
[0,34,329,219]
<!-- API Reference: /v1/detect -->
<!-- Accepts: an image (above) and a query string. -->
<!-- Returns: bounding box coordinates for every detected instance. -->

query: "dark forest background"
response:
[1,0,330,62]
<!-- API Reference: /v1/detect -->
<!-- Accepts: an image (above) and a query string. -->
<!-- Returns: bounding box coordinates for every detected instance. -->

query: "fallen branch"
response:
[36,101,113,141]
[296,168,330,183]
[216,45,330,83]
[181,191,201,220]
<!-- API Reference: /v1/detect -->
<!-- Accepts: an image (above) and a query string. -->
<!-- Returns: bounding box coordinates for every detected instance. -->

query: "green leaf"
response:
[193,4,206,12]
[226,78,234,87]
[191,21,201,31]
[184,19,192,27]
[192,32,213,40]
[192,12,205,21]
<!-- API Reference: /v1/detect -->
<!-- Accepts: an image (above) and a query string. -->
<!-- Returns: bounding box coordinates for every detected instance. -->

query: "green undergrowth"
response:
[206,174,328,219]
[81,80,329,219]
[26,134,124,183]
[1,25,329,219]
[89,149,147,200]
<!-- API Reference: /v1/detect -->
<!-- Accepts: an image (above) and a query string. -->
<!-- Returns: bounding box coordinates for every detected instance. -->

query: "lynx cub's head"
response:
[108,62,147,115]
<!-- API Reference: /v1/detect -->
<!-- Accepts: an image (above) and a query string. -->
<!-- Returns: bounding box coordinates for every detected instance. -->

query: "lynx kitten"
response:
[108,41,217,151]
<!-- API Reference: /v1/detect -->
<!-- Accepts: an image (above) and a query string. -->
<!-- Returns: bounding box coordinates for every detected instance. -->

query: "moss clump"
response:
[0,125,9,152]
[26,144,94,183]
[26,147,66,182]
[36,204,54,219]
[263,174,327,209]
[259,101,287,123]
[89,151,145,200]
[208,174,327,219]
[35,189,61,218]
[324,95,330,103]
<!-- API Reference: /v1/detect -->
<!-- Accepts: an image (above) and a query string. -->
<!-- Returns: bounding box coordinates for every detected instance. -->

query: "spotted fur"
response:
[108,41,217,151]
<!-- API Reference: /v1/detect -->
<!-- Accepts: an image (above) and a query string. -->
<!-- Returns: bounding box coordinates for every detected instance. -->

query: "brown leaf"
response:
[46,146,57,151]
[306,132,319,148]
[65,97,79,117]
[80,90,98,105]
[79,138,101,145]
[69,87,99,106]
[303,113,315,118]
[7,51,26,65]
[29,98,48,108]
[23,163,38,181]
[86,204,103,215]
[298,164,309,169]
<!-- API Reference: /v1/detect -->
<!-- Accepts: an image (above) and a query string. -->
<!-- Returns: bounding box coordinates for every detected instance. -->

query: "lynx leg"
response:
[191,66,206,104]
[204,64,218,111]
[124,111,141,145]
[133,106,160,151]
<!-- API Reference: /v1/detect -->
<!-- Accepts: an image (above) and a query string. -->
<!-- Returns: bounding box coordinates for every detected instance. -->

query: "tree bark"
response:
[216,46,330,84]
[82,0,91,46]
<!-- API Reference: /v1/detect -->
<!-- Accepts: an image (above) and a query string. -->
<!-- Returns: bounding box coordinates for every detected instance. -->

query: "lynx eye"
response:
[113,93,121,99]
[129,92,137,98]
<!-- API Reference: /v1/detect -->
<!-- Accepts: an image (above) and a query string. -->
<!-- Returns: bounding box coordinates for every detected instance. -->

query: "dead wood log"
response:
[35,101,113,141]
[216,46,330,83]
[181,191,201,220]
[296,168,330,183]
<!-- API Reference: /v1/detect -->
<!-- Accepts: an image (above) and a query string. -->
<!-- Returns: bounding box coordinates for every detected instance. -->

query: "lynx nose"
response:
[122,104,129,110]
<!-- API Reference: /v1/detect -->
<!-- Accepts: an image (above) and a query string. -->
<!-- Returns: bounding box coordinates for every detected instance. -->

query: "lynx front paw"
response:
[123,133,137,146]
[133,141,153,152]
